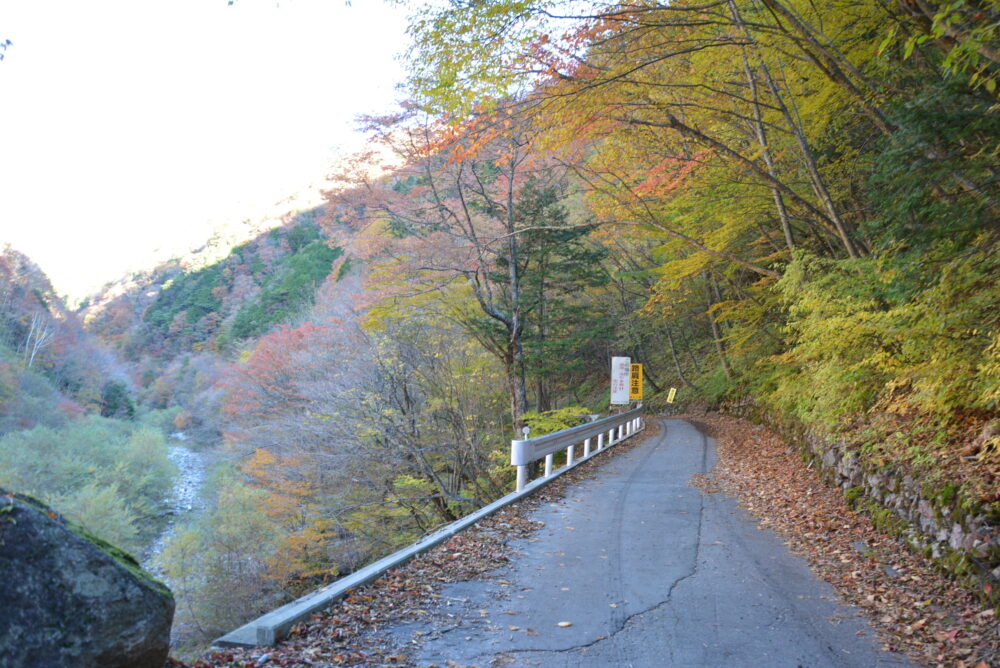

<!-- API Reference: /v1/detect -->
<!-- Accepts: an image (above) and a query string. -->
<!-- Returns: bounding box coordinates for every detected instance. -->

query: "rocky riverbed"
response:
[142,437,209,573]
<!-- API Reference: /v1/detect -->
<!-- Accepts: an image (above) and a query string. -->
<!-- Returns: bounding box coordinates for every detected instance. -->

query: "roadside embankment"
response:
[686,413,998,667]
[720,402,1000,602]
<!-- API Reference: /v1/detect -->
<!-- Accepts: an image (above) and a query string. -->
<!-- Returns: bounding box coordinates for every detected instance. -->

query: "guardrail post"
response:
[511,438,529,492]
[509,406,643,492]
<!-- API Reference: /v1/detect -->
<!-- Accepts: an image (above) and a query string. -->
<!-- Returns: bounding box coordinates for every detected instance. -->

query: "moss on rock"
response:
[3,490,172,599]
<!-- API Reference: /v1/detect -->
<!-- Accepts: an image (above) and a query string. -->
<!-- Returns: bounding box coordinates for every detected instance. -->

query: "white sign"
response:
[610,356,631,405]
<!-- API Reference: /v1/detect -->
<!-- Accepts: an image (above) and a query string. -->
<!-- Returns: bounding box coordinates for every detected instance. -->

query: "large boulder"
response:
[0,488,174,667]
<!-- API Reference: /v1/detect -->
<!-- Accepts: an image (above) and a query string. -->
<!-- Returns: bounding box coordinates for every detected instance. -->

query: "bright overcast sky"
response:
[0,0,409,300]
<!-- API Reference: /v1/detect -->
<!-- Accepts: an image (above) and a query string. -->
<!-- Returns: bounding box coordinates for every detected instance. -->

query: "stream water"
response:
[142,437,209,573]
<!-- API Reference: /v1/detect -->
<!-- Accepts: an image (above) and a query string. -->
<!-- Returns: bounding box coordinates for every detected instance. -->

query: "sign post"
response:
[610,356,631,405]
[629,363,643,401]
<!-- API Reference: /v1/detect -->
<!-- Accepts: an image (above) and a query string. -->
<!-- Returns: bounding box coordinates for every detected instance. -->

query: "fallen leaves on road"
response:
[190,507,540,667]
[685,413,999,668]
[187,422,659,667]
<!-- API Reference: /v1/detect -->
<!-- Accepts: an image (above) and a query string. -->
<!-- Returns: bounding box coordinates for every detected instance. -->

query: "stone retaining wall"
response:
[726,403,1000,601]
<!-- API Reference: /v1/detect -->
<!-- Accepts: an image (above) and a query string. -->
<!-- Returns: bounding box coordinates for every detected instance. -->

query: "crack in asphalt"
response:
[465,421,711,664]
[663,426,709,664]
[403,420,916,668]
[490,592,683,660]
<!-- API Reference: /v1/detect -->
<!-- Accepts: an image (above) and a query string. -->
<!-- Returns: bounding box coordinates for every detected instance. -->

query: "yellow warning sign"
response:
[630,364,643,400]
[667,387,677,403]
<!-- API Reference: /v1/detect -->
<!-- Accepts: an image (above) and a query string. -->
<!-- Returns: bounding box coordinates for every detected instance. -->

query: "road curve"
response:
[387,418,913,667]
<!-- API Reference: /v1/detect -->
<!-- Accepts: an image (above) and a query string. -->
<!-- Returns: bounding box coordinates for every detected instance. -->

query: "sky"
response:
[0,0,410,301]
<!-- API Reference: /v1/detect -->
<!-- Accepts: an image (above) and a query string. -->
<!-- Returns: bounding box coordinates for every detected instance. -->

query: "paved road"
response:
[387,419,913,667]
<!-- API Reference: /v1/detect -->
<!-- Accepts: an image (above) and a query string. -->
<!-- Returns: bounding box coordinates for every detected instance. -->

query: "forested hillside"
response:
[81,210,344,443]
[67,208,379,643]
[325,0,999,467]
[112,0,1000,646]
[2,211,361,644]
[2,0,997,654]
[314,0,998,621]
[0,245,174,554]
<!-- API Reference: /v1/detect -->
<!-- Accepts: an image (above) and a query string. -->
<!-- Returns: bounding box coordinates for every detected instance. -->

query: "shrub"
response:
[156,471,287,638]
[0,416,176,552]
[521,406,591,437]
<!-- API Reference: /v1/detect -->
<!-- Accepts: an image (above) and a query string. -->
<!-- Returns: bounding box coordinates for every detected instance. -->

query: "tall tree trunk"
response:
[639,357,664,395]
[759,0,1000,222]
[679,318,703,373]
[704,273,732,380]
[665,326,701,391]
[535,377,552,412]
[23,312,53,369]
[634,113,850,256]
[757,0,898,135]
[504,351,527,429]
[731,0,860,258]
[505,156,529,427]
[534,263,552,412]
[731,1,795,252]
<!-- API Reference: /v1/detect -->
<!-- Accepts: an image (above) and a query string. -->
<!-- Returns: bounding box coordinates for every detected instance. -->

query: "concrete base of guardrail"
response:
[213,420,646,648]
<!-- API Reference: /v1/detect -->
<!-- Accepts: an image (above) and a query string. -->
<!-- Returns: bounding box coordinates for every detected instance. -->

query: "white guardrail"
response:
[214,404,645,648]
[511,405,645,491]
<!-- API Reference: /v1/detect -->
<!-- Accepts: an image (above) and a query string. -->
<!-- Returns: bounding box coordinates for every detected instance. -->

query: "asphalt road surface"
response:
[386,418,914,667]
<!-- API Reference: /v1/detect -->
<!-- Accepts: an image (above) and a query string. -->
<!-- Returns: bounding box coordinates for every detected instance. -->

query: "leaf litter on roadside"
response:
[684,413,999,668]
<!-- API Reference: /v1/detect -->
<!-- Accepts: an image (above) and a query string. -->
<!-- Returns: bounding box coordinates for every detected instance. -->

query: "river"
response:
[142,437,209,573]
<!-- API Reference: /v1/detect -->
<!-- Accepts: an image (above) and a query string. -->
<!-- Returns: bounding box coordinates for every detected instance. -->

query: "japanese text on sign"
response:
[610,356,631,405]
[629,363,643,400]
